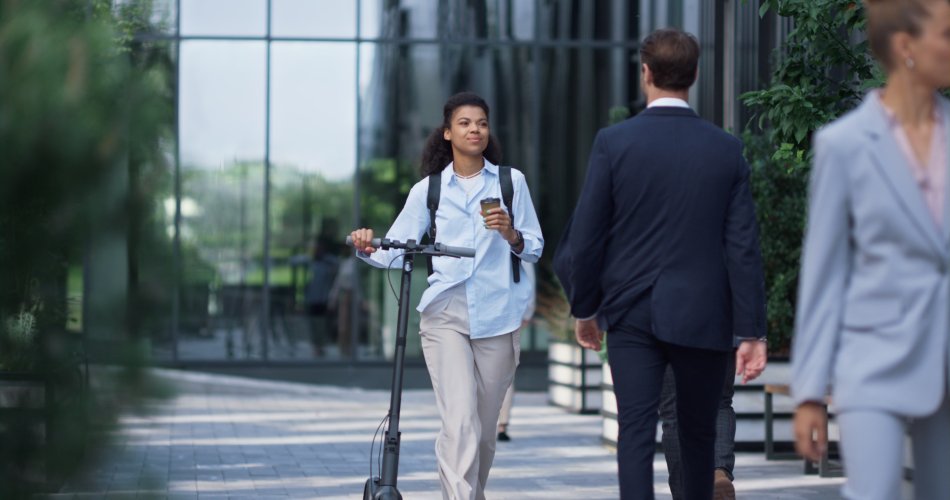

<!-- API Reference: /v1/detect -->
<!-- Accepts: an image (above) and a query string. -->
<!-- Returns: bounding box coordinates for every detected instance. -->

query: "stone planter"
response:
[601,360,618,448]
[0,371,50,486]
[547,341,602,414]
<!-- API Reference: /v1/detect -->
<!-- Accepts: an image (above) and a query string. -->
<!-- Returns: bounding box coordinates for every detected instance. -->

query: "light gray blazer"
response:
[792,92,950,416]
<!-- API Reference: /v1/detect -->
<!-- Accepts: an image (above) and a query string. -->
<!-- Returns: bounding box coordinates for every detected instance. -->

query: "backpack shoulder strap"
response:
[499,167,521,283]
[426,172,441,276]
[500,166,514,214]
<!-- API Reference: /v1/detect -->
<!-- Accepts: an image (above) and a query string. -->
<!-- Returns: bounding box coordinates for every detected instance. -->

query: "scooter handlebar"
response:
[435,244,476,259]
[345,236,475,259]
[346,235,382,249]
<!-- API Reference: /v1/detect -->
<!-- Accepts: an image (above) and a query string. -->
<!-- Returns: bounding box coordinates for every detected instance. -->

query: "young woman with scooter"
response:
[350,91,543,500]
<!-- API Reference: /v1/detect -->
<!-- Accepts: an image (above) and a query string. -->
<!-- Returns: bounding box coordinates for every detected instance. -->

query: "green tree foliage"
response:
[0,0,171,495]
[741,0,882,352]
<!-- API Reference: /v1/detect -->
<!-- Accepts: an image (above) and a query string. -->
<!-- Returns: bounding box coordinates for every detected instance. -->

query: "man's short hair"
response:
[639,29,700,91]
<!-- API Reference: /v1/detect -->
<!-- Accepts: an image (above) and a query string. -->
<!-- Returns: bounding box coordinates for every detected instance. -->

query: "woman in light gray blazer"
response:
[792,1,950,499]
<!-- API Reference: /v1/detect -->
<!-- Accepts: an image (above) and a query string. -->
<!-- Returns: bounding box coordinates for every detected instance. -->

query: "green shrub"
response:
[742,0,881,352]
[0,0,171,495]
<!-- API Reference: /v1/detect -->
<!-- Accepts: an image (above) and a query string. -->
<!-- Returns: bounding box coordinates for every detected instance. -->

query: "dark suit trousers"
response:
[659,353,737,499]
[607,325,729,500]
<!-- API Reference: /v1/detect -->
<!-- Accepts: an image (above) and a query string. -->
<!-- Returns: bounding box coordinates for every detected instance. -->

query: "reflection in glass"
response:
[269,42,357,360]
[520,47,634,350]
[127,41,177,361]
[178,41,267,360]
[181,0,266,37]
[115,0,177,34]
[360,0,537,40]
[537,0,634,41]
[157,0,644,364]
[359,0,381,39]
[272,0,356,39]
[534,47,633,238]
[271,43,356,181]
[360,0,437,39]
[510,0,536,40]
[180,42,266,168]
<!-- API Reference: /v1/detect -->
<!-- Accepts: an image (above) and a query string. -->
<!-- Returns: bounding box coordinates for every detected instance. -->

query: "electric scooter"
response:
[346,236,475,500]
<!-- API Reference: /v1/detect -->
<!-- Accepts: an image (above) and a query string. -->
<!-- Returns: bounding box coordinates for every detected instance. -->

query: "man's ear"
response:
[642,63,652,87]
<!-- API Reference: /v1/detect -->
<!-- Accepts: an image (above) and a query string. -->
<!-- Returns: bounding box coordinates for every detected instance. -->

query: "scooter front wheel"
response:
[374,485,403,500]
[363,477,379,500]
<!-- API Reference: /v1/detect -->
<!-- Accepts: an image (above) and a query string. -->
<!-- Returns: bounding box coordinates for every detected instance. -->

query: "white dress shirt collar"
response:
[647,97,691,109]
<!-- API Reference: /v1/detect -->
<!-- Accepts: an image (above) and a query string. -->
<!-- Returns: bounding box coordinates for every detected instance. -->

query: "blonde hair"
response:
[864,0,947,68]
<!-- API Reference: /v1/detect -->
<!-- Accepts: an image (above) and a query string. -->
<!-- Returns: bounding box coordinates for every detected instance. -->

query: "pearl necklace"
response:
[454,168,484,179]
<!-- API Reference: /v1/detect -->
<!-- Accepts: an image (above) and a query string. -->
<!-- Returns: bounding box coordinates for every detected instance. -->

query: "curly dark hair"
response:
[420,91,502,177]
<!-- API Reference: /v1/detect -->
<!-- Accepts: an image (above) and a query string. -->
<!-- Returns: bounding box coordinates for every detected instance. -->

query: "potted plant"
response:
[536,269,602,414]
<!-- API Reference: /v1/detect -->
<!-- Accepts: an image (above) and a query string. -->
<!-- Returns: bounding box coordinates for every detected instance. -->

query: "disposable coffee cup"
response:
[480,197,501,217]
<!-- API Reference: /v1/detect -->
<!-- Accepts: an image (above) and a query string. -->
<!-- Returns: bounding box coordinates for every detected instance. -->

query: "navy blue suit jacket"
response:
[555,107,766,351]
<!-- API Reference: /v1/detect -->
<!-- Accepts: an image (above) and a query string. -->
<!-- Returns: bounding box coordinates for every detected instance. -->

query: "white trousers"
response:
[419,287,519,500]
[837,391,950,500]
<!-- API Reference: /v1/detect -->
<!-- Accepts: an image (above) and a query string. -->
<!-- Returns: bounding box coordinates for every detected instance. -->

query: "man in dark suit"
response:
[558,28,768,500]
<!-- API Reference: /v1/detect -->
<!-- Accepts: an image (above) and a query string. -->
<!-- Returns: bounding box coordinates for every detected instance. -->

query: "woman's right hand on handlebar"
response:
[351,228,376,254]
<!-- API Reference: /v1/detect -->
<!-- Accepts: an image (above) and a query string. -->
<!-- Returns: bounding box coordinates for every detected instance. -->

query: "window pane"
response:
[359,0,381,38]
[510,0,536,40]
[181,0,266,37]
[178,41,267,360]
[272,0,356,38]
[180,42,266,169]
[269,42,357,360]
[537,0,635,41]
[360,0,437,39]
[271,43,356,181]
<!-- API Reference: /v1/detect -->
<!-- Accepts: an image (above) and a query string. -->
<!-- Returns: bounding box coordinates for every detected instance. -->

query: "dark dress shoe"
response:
[713,469,735,500]
[497,431,511,442]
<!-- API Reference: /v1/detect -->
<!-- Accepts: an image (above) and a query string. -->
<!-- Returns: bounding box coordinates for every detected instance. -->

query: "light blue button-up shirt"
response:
[358,159,544,339]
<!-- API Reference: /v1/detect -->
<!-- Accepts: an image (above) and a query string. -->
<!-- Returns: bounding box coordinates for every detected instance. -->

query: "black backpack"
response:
[425,166,521,283]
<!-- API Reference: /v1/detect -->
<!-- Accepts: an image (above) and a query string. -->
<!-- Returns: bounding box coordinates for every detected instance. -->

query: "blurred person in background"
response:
[792,1,950,499]
[497,262,536,442]
[304,237,339,357]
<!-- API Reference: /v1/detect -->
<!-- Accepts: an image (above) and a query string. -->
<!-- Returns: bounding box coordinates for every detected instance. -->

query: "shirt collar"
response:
[445,158,498,185]
[875,89,943,128]
[647,97,691,109]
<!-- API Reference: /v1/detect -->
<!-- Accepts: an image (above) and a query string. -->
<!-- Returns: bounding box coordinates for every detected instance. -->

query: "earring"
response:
[906,57,915,69]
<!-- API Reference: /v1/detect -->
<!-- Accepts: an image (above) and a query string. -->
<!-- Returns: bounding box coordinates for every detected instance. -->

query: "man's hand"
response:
[735,340,767,384]
[574,318,603,351]
[794,402,828,462]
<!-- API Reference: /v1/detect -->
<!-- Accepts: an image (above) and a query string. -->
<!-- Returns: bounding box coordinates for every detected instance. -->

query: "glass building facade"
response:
[124,0,786,367]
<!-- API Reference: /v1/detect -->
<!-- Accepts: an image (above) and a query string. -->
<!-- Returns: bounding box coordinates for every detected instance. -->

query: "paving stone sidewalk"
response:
[54,369,845,499]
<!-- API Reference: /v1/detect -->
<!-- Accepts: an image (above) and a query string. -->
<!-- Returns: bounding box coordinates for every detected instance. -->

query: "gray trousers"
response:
[658,351,736,499]
[837,391,950,500]
[419,287,519,500]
